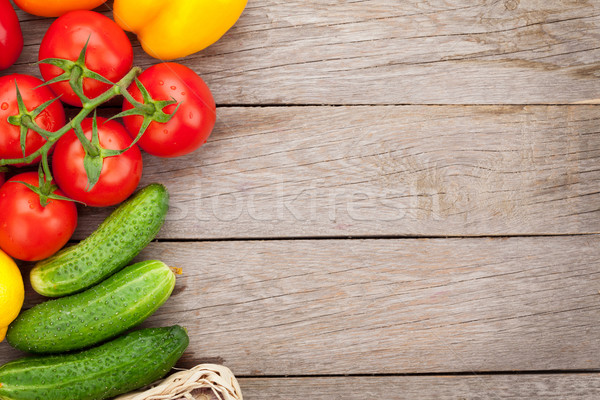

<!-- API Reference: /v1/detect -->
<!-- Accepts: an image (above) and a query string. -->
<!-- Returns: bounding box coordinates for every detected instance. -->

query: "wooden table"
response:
[1,1,600,398]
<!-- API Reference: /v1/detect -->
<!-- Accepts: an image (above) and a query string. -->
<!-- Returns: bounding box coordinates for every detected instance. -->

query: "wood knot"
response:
[505,0,519,11]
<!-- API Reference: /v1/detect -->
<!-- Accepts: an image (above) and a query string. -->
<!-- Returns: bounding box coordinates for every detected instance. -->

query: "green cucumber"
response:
[30,183,169,297]
[0,326,189,400]
[7,260,176,354]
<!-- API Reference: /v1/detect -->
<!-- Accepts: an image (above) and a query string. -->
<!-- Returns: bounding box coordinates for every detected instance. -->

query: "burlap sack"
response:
[114,364,243,400]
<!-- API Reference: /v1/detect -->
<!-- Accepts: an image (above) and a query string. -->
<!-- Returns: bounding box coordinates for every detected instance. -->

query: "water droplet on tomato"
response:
[158,81,164,86]
[181,92,186,96]
[188,112,193,119]
[1,103,8,110]
[170,86,177,90]
[163,129,169,135]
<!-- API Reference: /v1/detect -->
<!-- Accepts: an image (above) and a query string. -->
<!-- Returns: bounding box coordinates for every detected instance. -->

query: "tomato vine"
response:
[0,43,178,199]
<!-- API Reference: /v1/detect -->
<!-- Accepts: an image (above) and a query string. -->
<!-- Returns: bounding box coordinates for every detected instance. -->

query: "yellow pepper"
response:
[113,0,247,60]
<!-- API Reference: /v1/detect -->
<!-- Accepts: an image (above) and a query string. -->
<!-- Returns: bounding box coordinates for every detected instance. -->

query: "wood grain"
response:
[239,375,600,400]
[7,0,600,104]
[64,105,600,239]
[2,236,599,375]
[3,0,599,390]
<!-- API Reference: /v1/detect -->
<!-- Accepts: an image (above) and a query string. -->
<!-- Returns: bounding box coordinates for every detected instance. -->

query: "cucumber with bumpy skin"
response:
[0,326,189,400]
[30,183,169,297]
[7,260,176,354]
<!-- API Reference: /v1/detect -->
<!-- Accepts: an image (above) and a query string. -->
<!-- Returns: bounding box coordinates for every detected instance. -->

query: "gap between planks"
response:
[235,369,600,379]
[150,232,600,242]
[58,232,600,247]
[90,104,600,108]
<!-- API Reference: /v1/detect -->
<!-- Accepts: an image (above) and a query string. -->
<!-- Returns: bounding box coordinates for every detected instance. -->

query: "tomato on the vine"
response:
[0,172,78,261]
[0,74,65,165]
[52,117,143,207]
[122,62,216,158]
[39,10,133,107]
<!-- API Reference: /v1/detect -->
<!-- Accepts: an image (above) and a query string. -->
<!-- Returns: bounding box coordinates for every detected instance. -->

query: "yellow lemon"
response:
[0,249,24,341]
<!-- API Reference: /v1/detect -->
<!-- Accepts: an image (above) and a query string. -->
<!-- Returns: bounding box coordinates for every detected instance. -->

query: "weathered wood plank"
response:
[7,0,600,104]
[2,236,599,374]
[239,375,600,400]
[66,105,600,239]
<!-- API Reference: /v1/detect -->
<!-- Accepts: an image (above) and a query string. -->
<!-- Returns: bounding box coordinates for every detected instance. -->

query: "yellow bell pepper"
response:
[113,0,247,60]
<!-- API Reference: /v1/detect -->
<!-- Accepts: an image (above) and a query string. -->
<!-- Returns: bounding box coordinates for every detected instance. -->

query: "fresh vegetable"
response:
[113,0,247,60]
[39,10,134,106]
[122,63,216,158]
[13,0,107,17]
[30,183,169,297]
[1,17,183,192]
[1,30,179,192]
[52,117,143,207]
[0,172,77,261]
[0,0,23,70]
[8,260,176,353]
[0,74,65,165]
[0,326,189,400]
[0,249,24,342]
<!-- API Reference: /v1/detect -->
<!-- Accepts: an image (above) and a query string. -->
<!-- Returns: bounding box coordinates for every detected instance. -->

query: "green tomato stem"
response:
[0,67,142,167]
[73,124,98,157]
[41,152,53,184]
[0,140,53,166]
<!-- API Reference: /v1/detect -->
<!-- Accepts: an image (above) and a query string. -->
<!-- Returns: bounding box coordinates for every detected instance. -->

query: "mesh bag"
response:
[114,364,243,400]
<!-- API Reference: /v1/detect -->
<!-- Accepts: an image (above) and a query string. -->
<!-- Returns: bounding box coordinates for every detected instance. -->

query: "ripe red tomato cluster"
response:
[0,10,216,261]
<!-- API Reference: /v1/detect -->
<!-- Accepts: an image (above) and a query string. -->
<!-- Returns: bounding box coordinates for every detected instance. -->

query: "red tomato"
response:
[52,117,143,207]
[0,74,66,165]
[0,172,78,261]
[39,10,133,107]
[122,63,216,158]
[0,0,23,70]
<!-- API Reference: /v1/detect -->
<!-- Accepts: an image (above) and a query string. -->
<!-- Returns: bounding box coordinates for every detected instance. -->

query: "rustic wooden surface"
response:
[4,237,600,375]
[1,0,600,398]
[73,105,600,239]
[239,375,600,399]
[8,0,600,105]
